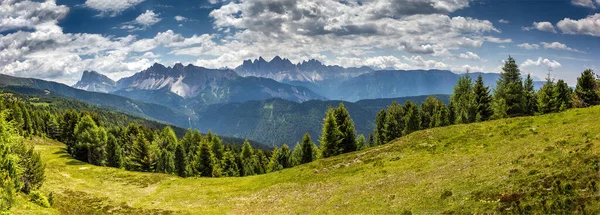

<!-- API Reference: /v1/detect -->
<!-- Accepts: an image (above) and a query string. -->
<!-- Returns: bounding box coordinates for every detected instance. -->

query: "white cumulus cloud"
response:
[521,57,562,71]
[557,13,600,37]
[84,0,144,16]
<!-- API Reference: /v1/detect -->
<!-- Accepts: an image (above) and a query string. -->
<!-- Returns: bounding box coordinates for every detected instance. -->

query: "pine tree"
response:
[155,127,177,174]
[492,98,509,119]
[105,134,124,168]
[0,110,22,210]
[554,79,573,111]
[334,103,357,154]
[495,56,524,116]
[403,101,420,135]
[537,76,556,114]
[73,115,107,165]
[451,74,476,124]
[434,104,450,127]
[473,75,493,121]
[419,97,438,129]
[267,147,284,172]
[523,74,538,116]
[384,101,404,142]
[253,150,268,174]
[575,69,600,107]
[208,131,224,161]
[196,142,214,177]
[19,146,45,194]
[174,143,190,177]
[128,133,155,172]
[356,134,366,151]
[221,150,240,177]
[240,140,255,176]
[300,133,316,164]
[374,109,387,146]
[320,108,341,158]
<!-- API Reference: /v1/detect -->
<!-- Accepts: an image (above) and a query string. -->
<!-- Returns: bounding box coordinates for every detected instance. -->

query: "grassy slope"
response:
[12,106,600,214]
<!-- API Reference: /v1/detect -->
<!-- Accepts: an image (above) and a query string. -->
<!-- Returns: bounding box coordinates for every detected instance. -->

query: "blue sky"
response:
[1,0,599,85]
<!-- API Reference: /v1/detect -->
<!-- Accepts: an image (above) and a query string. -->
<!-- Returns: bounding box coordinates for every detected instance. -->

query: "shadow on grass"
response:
[66,160,87,166]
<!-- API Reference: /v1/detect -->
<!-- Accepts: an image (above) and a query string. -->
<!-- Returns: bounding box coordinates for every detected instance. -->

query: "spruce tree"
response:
[334,103,357,154]
[473,75,493,122]
[356,134,366,151]
[253,150,268,174]
[537,76,556,114]
[403,100,420,135]
[374,109,387,146]
[300,133,315,164]
[523,74,538,116]
[267,147,284,172]
[196,142,214,177]
[208,131,224,161]
[19,147,45,194]
[495,56,524,116]
[73,115,107,165]
[554,79,573,111]
[384,101,404,142]
[320,108,341,158]
[221,150,240,177]
[174,143,189,177]
[105,134,124,168]
[419,97,438,129]
[240,140,255,176]
[128,133,155,172]
[451,75,476,124]
[575,69,600,107]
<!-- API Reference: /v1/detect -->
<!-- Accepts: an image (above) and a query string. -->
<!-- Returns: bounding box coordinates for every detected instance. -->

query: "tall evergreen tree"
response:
[451,75,476,124]
[495,56,524,116]
[333,103,357,154]
[537,75,556,114]
[473,75,493,121]
[434,104,450,127]
[19,147,45,194]
[300,133,316,164]
[384,101,404,142]
[523,74,538,116]
[208,131,224,161]
[196,142,214,177]
[320,108,341,158]
[575,69,600,107]
[128,133,155,172]
[174,143,189,177]
[419,97,438,129]
[374,109,387,146]
[155,127,177,174]
[105,134,124,168]
[403,100,420,135]
[73,115,107,165]
[356,134,366,151]
[240,140,255,176]
[554,79,573,111]
[221,150,240,177]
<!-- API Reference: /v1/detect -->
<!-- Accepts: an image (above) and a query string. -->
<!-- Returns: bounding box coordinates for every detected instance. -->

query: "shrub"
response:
[29,190,50,208]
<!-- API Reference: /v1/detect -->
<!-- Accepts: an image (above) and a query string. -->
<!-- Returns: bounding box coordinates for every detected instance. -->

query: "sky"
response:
[1,0,600,85]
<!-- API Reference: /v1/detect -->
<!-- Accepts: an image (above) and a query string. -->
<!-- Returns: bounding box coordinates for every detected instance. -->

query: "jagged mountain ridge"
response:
[72,70,116,93]
[111,63,325,108]
[235,56,374,83]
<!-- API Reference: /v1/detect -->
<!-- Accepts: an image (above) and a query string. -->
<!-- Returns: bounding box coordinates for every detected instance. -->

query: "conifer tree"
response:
[128,133,155,172]
[19,146,45,194]
[473,75,493,121]
[374,109,387,146]
[240,140,255,176]
[575,69,600,107]
[492,98,509,119]
[495,56,524,116]
[155,127,177,174]
[253,150,268,174]
[0,110,22,210]
[267,147,284,172]
[554,79,572,111]
[208,131,224,161]
[419,97,438,129]
[300,133,316,164]
[174,143,189,177]
[105,134,123,168]
[356,134,366,151]
[334,103,357,154]
[73,115,107,165]
[537,75,556,114]
[434,104,450,127]
[523,74,538,116]
[196,142,214,177]
[384,101,404,142]
[403,101,420,135]
[451,74,476,124]
[320,108,341,158]
[221,150,240,177]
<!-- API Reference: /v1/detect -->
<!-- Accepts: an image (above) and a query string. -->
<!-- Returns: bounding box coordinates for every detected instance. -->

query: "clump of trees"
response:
[0,97,47,210]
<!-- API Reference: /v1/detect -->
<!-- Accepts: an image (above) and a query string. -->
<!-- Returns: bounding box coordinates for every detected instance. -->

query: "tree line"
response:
[369,56,600,147]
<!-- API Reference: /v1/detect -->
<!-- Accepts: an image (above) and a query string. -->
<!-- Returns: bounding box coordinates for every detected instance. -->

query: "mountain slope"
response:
[24,106,600,214]
[192,95,450,147]
[113,63,326,108]
[0,74,192,128]
[72,70,116,93]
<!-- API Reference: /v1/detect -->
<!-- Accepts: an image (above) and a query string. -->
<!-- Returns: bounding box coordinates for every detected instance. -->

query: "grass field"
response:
[10,106,600,214]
